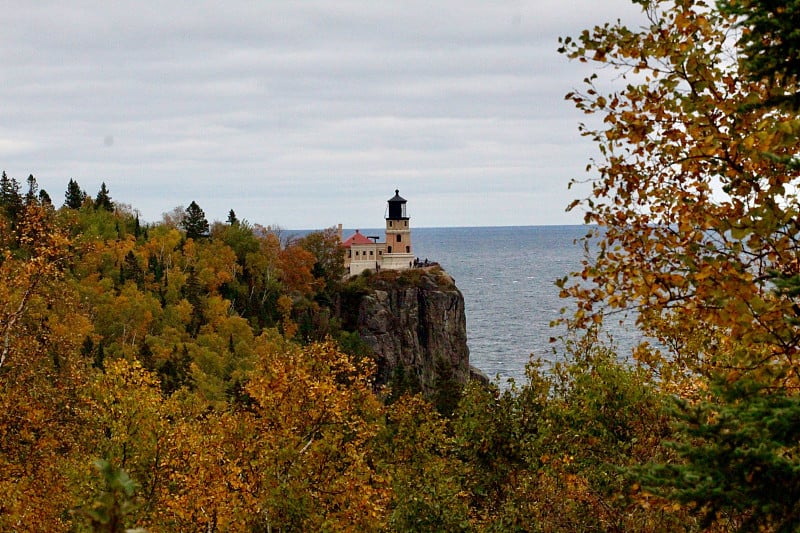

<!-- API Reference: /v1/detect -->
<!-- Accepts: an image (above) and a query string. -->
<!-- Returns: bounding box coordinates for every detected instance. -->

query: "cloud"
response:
[0,0,645,227]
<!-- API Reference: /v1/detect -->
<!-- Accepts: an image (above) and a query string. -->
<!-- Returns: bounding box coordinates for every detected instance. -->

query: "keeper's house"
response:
[340,190,414,276]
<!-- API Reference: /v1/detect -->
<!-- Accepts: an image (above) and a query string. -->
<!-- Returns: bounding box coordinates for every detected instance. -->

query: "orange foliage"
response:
[559,0,800,386]
[278,245,317,297]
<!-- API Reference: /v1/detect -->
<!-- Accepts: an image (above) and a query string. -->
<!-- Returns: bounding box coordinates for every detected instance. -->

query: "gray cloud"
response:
[1,0,644,227]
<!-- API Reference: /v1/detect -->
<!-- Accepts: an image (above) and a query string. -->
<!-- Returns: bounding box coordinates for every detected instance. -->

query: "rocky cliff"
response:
[345,266,481,396]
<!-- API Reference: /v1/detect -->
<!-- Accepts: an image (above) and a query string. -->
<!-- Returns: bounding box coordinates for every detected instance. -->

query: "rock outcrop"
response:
[349,266,475,395]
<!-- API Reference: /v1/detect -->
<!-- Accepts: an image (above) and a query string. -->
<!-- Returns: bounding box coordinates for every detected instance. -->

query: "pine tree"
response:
[181,201,209,240]
[227,209,238,225]
[183,267,205,334]
[122,250,143,288]
[24,174,38,205]
[640,376,800,531]
[719,0,800,102]
[38,189,52,207]
[64,179,86,209]
[95,182,114,212]
[0,171,10,202]
[0,171,23,222]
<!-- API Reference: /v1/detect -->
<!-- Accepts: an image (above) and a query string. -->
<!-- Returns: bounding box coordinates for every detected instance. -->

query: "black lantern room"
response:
[386,189,408,220]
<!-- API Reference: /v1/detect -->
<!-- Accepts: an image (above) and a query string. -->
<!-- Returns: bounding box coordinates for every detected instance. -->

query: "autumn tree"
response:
[155,337,390,531]
[560,0,800,528]
[0,203,96,530]
[382,394,471,531]
[297,227,346,299]
[86,359,169,525]
[559,0,800,387]
[0,204,72,370]
[181,201,209,240]
[243,231,283,325]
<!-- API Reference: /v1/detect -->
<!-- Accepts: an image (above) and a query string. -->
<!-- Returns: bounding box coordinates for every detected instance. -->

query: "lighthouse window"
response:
[396,234,401,242]
[388,221,393,227]
[406,246,410,253]
[369,251,373,256]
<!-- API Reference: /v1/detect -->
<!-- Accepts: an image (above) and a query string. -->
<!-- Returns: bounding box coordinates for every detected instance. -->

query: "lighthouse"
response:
[340,189,415,275]
[382,189,414,270]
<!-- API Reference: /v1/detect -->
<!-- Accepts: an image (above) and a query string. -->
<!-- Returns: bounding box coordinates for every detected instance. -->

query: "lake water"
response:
[409,225,642,384]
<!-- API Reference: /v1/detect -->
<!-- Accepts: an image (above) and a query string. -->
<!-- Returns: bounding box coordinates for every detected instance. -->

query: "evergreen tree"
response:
[38,189,52,207]
[24,174,39,206]
[95,182,114,212]
[0,171,23,222]
[80,336,95,359]
[0,171,10,201]
[183,267,205,334]
[181,201,209,240]
[121,250,144,288]
[64,178,86,209]
[93,341,106,370]
[226,209,238,225]
[720,0,800,95]
[641,377,800,532]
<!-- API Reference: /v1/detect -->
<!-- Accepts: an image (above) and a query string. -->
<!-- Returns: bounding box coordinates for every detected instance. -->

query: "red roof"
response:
[341,230,375,247]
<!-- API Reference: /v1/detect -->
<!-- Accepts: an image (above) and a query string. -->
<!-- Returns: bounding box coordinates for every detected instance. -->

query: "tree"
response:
[641,377,800,532]
[278,244,316,297]
[64,178,86,209]
[382,395,470,532]
[24,174,38,205]
[38,189,52,207]
[0,171,23,222]
[558,0,800,387]
[95,182,114,211]
[296,227,346,298]
[181,201,209,240]
[243,231,283,325]
[560,1,800,528]
[243,339,389,531]
[77,459,140,533]
[720,0,800,107]
[158,338,390,531]
[0,204,71,370]
[226,209,238,225]
[0,203,94,530]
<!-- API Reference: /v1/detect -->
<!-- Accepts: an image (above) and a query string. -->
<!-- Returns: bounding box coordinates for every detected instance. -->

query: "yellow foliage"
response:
[560,0,800,389]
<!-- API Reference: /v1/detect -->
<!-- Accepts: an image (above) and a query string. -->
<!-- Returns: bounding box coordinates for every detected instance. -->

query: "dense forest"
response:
[1,172,676,532]
[4,0,800,531]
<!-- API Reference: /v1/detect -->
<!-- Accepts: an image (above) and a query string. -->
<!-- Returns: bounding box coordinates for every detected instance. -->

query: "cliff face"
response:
[353,267,473,395]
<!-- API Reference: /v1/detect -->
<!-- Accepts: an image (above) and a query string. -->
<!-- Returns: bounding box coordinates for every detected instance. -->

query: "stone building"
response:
[340,190,414,276]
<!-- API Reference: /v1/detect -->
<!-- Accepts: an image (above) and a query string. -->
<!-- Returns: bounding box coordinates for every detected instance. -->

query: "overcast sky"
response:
[1,1,645,228]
